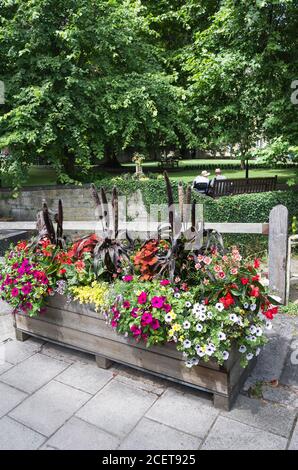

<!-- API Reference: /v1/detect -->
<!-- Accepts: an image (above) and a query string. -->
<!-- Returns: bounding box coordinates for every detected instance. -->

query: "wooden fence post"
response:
[268,205,288,304]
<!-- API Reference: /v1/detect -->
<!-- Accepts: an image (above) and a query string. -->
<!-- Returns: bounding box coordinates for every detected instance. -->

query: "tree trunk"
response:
[63,148,76,177]
[103,145,121,169]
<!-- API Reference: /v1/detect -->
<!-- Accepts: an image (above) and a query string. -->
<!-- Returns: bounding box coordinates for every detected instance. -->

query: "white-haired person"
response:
[193,170,210,194]
[210,168,226,187]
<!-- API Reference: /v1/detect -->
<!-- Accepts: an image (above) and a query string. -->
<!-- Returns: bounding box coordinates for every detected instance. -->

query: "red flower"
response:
[254,258,261,269]
[75,260,85,272]
[16,241,28,251]
[219,292,234,308]
[241,277,249,285]
[252,275,260,282]
[59,268,66,275]
[250,286,260,297]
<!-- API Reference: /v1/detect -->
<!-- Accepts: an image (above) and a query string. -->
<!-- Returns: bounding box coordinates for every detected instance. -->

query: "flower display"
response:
[0,233,279,369]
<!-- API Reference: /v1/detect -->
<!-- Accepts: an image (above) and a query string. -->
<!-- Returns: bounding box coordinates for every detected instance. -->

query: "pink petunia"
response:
[21,283,32,295]
[122,300,131,309]
[111,320,118,328]
[203,256,212,265]
[11,287,19,297]
[123,275,133,282]
[130,324,142,337]
[163,303,172,313]
[160,279,170,286]
[151,296,165,309]
[138,291,147,304]
[131,307,138,318]
[141,312,153,325]
[151,318,160,330]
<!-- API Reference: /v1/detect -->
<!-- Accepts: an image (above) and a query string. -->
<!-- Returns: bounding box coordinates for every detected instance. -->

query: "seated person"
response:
[210,168,227,187]
[193,170,210,193]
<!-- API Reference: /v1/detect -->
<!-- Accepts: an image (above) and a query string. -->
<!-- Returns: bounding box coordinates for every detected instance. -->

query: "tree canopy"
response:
[0,0,297,187]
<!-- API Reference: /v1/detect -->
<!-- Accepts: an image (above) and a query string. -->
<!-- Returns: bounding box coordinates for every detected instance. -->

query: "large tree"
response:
[185,0,298,158]
[0,0,190,187]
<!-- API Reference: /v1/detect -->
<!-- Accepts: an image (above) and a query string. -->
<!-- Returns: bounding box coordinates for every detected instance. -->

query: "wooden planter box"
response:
[14,294,255,410]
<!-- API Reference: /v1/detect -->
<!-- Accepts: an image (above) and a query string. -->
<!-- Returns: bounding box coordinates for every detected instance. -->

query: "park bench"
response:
[158,154,180,169]
[207,176,277,198]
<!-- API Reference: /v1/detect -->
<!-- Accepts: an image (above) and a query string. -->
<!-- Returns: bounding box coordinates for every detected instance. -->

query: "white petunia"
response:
[250,304,257,312]
[222,351,229,361]
[200,305,207,313]
[246,353,254,361]
[196,323,203,332]
[255,327,263,337]
[239,345,247,353]
[196,347,205,358]
[192,303,201,315]
[229,313,238,323]
[209,343,216,351]
[185,360,193,368]
[174,292,181,299]
[265,320,273,330]
[205,346,214,356]
[260,278,269,287]
[185,301,192,308]
[237,318,244,327]
[255,347,261,356]
[243,302,249,309]
[191,358,199,366]
[215,302,224,312]
[198,312,206,321]
[249,325,257,335]
[183,320,191,330]
[183,339,192,349]
[165,313,173,323]
[207,311,213,319]
[218,332,226,341]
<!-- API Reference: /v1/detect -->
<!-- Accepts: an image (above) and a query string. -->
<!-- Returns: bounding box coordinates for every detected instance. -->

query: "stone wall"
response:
[0,185,146,222]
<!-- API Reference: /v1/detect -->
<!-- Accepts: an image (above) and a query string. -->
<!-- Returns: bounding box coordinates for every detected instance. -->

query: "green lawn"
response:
[1,163,297,187]
[165,168,298,183]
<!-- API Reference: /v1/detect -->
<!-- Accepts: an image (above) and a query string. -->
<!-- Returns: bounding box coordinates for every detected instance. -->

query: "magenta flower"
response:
[123,275,133,282]
[160,279,170,286]
[111,320,118,328]
[122,300,131,309]
[141,333,148,342]
[138,291,147,304]
[141,312,153,326]
[24,302,32,311]
[11,287,19,297]
[131,307,138,318]
[151,296,165,309]
[130,324,142,337]
[163,303,172,313]
[151,318,160,330]
[21,283,32,295]
[17,267,25,275]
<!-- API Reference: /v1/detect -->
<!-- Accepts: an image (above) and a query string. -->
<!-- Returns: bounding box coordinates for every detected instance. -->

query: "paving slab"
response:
[146,388,219,439]
[56,362,114,394]
[0,416,45,450]
[201,416,287,450]
[0,353,69,393]
[262,384,298,408]
[113,365,166,396]
[9,380,90,437]
[119,417,202,450]
[2,338,43,365]
[0,381,27,418]
[40,342,94,365]
[221,395,295,438]
[0,362,13,376]
[0,300,13,315]
[289,419,298,450]
[47,417,120,450]
[76,379,157,438]
[0,315,14,342]
[280,349,298,389]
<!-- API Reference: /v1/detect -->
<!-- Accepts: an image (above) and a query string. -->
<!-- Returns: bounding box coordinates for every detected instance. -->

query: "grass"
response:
[1,162,297,187]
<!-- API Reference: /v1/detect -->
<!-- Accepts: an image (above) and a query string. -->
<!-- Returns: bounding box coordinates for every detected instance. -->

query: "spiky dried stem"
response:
[43,202,55,243]
[112,186,119,238]
[164,171,174,237]
[178,181,184,223]
[100,187,110,231]
[55,199,63,247]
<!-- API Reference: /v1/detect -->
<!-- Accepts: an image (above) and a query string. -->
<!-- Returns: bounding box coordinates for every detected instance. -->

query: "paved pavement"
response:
[0,298,298,450]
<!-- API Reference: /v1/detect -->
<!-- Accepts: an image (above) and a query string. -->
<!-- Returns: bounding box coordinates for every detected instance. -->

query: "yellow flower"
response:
[173,323,181,332]
[171,312,177,320]
[168,329,175,337]
[70,281,109,312]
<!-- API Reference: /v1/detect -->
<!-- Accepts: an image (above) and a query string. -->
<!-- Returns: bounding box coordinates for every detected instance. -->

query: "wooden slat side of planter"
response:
[14,313,229,394]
